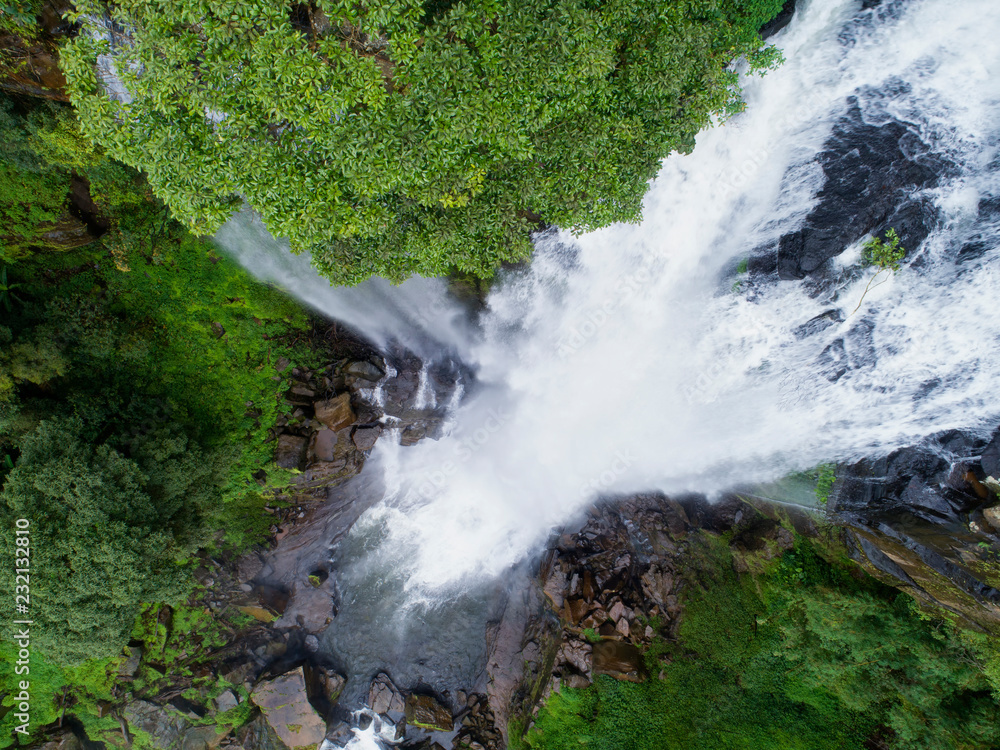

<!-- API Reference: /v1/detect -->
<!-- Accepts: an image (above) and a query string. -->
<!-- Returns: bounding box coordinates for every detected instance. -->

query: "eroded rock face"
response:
[251,667,327,750]
[830,430,1000,631]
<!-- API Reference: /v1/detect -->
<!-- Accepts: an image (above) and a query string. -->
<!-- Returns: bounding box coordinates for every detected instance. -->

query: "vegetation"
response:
[61,0,784,284]
[852,227,905,314]
[0,90,320,743]
[525,534,1000,750]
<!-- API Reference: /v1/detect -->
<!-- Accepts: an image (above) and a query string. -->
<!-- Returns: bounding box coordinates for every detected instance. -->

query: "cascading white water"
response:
[359,0,1000,592]
[222,0,1000,597]
[216,209,475,357]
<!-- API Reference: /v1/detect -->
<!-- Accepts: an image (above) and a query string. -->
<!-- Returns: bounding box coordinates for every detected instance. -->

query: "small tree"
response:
[851,228,905,315]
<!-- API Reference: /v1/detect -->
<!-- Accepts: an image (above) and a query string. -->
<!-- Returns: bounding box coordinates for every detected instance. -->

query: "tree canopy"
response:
[61,0,783,284]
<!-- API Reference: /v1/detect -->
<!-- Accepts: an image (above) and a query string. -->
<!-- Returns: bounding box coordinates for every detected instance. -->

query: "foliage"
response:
[0,265,24,310]
[526,535,1000,750]
[61,0,784,284]
[0,415,231,664]
[814,463,835,504]
[852,227,906,315]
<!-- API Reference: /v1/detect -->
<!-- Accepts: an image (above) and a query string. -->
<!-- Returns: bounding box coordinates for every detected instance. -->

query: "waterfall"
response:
[351,0,1000,593]
[223,0,1000,613]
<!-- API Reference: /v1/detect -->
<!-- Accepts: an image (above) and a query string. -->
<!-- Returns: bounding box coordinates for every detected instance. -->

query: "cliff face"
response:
[830,429,1000,632]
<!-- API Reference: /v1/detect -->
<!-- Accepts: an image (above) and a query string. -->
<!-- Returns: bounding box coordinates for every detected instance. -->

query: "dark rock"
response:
[405,693,454,732]
[760,0,795,40]
[306,664,346,705]
[38,733,85,750]
[591,641,646,683]
[776,100,946,280]
[344,360,385,383]
[981,429,1000,477]
[792,309,843,340]
[275,434,307,470]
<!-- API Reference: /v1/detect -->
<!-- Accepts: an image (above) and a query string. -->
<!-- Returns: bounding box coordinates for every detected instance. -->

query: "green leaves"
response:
[62,0,785,284]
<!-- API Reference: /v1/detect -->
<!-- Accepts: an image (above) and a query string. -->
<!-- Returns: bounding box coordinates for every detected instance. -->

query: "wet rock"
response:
[542,567,567,609]
[792,309,843,340]
[556,640,591,676]
[405,693,454,732]
[345,359,385,383]
[592,641,646,683]
[352,425,382,451]
[314,394,355,432]
[981,429,1000,478]
[368,673,405,716]
[776,100,946,280]
[275,435,308,470]
[251,667,327,750]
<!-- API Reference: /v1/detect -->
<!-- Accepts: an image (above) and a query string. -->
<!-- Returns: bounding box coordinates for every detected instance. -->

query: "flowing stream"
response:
[217,0,1000,742]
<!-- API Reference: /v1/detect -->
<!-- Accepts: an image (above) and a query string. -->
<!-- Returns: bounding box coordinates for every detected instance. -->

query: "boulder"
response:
[306,665,346,704]
[275,435,307,470]
[314,394,355,432]
[345,360,385,383]
[180,725,226,750]
[352,425,382,451]
[592,641,646,683]
[251,667,327,750]
[214,690,239,714]
[124,700,190,749]
[760,0,795,40]
[556,640,591,676]
[404,693,454,732]
[368,673,405,716]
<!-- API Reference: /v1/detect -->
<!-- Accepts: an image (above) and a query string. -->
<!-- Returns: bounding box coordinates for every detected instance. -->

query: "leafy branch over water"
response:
[851,228,905,315]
